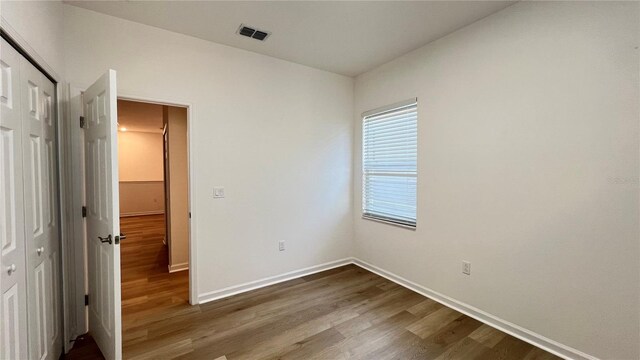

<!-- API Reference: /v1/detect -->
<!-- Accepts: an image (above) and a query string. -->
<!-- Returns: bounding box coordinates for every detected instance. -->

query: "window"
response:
[362,99,417,228]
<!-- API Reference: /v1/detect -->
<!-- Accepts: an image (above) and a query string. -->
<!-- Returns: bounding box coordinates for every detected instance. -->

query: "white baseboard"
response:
[193,256,596,360]
[168,263,189,273]
[197,258,352,304]
[350,258,597,360]
[120,210,164,217]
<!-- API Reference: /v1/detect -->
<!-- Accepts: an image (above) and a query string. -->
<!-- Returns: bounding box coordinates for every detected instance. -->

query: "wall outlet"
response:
[213,186,225,198]
[278,240,285,251]
[462,261,471,275]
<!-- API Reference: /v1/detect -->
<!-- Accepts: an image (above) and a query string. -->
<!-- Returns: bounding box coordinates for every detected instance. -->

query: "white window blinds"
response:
[362,99,417,227]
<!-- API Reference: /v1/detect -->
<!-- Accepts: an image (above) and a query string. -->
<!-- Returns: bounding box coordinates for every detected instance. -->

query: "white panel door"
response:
[83,70,122,360]
[0,37,29,360]
[20,46,62,360]
[42,61,62,360]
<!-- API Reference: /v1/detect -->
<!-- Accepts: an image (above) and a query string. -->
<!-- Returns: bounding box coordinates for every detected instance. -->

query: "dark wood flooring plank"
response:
[477,335,541,360]
[275,327,346,360]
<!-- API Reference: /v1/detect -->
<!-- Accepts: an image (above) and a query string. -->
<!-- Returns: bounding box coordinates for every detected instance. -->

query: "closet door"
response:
[0,37,29,360]
[20,50,62,360]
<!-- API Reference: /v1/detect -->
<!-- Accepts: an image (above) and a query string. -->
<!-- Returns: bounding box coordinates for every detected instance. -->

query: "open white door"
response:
[83,70,122,360]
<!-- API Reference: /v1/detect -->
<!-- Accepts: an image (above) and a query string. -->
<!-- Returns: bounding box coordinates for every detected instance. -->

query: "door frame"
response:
[68,90,199,340]
[68,85,89,342]
[117,93,197,305]
[1,20,70,354]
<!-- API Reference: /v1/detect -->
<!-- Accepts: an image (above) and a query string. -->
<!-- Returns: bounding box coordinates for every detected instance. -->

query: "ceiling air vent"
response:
[237,24,270,41]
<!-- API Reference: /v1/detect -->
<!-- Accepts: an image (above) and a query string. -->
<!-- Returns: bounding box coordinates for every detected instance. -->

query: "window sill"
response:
[361,215,416,230]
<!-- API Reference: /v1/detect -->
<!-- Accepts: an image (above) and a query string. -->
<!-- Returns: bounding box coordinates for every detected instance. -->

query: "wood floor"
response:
[67,214,560,360]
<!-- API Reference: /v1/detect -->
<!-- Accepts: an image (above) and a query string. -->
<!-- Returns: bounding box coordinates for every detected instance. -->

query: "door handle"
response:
[37,246,44,255]
[98,234,113,244]
[114,233,126,245]
[7,264,16,274]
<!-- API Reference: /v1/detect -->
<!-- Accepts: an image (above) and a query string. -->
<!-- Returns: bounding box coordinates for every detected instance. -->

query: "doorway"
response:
[66,79,196,358]
[116,99,191,355]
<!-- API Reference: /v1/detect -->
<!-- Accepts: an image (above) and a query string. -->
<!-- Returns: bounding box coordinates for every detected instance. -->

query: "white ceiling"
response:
[117,100,164,133]
[65,1,516,77]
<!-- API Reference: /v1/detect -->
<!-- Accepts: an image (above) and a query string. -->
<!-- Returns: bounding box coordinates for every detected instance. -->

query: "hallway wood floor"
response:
[119,214,191,358]
[67,215,560,360]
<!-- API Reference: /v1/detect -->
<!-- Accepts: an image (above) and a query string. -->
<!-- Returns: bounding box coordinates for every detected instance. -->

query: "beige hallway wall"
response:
[164,106,189,271]
[118,130,165,216]
[118,182,165,216]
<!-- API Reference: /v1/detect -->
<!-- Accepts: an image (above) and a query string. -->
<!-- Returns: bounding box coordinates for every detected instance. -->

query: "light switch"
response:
[213,186,225,198]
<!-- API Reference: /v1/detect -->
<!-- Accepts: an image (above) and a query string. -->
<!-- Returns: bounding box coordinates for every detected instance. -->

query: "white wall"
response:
[63,5,354,295]
[0,0,65,78]
[353,2,639,359]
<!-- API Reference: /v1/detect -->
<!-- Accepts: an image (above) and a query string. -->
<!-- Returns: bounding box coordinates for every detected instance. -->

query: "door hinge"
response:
[189,212,191,219]
[82,206,87,218]
[84,294,89,306]
[79,116,86,129]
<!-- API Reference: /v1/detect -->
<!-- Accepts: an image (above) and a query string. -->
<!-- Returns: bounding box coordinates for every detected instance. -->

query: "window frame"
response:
[361,98,418,230]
